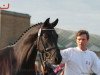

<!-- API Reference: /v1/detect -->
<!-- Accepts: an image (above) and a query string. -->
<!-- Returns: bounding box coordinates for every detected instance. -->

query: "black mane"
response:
[13,22,43,45]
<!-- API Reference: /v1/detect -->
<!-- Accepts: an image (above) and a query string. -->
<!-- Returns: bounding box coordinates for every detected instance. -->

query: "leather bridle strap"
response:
[36,28,56,74]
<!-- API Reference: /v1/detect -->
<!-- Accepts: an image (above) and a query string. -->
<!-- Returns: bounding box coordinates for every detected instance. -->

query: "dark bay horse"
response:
[0,18,62,75]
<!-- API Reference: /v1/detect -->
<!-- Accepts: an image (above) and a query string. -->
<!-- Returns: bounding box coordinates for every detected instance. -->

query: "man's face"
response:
[76,34,89,50]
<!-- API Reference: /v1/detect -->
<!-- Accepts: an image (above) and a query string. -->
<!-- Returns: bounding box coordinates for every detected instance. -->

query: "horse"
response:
[0,18,62,75]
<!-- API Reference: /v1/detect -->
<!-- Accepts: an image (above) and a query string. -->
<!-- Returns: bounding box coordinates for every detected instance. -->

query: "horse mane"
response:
[13,22,42,45]
[13,22,44,72]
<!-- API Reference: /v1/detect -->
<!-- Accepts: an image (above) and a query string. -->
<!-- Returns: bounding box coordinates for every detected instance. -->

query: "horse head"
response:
[36,18,62,65]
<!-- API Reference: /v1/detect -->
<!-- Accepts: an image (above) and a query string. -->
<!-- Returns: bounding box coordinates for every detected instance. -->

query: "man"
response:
[60,30,100,75]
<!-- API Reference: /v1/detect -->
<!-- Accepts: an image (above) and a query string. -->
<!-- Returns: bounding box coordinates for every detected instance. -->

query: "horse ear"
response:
[44,18,50,27]
[51,18,58,27]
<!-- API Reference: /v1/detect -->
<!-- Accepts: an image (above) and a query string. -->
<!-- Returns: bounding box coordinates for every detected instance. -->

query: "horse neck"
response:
[13,25,40,69]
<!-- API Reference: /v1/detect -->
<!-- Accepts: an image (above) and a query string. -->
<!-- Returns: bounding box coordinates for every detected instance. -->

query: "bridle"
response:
[36,27,58,73]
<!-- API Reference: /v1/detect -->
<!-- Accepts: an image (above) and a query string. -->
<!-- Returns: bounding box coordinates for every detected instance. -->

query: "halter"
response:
[36,27,57,74]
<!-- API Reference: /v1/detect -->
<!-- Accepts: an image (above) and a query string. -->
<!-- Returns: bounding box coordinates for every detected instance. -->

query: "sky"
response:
[0,0,100,35]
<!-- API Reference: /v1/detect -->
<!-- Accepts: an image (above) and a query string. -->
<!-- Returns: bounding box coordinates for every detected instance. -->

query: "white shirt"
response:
[60,47,100,75]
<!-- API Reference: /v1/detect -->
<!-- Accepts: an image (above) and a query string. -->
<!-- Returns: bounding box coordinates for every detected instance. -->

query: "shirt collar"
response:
[76,47,88,52]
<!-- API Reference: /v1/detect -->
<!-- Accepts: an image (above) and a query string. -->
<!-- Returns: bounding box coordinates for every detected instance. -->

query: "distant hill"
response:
[56,28,100,52]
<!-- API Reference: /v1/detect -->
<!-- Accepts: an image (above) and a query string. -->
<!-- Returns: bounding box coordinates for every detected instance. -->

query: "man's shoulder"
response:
[86,49,96,54]
[86,50,98,58]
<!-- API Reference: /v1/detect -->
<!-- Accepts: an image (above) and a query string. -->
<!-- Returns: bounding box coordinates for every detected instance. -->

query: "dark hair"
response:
[75,30,89,40]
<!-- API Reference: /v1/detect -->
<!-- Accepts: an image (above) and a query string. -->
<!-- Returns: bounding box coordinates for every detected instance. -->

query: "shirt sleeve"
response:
[91,52,100,75]
[60,48,72,63]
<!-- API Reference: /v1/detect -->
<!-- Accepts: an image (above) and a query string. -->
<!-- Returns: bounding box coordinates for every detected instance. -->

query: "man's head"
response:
[75,30,89,40]
[75,30,89,51]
